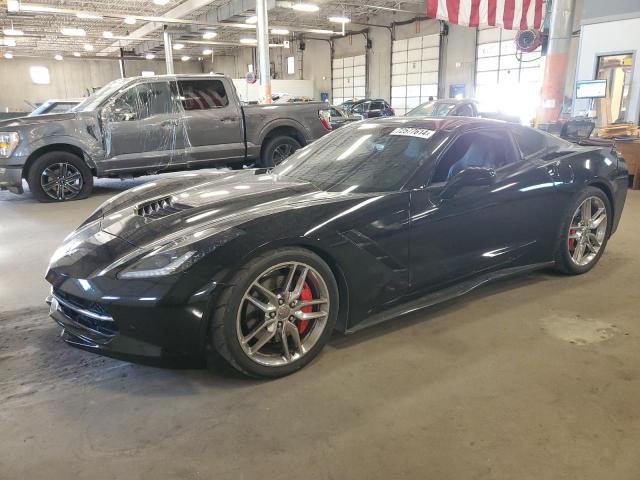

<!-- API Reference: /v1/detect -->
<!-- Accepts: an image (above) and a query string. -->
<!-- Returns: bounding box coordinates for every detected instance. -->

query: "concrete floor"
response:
[1,180,639,480]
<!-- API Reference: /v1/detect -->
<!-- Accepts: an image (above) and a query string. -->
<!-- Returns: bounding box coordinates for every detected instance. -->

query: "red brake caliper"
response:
[569,229,577,249]
[296,282,313,334]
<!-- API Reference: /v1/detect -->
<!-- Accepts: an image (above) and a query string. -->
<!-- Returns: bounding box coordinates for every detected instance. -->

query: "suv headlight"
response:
[0,132,19,158]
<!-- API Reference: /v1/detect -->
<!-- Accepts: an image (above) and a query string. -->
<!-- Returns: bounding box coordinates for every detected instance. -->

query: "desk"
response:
[615,140,640,190]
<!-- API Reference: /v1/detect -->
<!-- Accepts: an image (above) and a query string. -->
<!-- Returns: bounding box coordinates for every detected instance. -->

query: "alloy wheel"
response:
[236,262,330,367]
[40,162,83,201]
[568,196,607,266]
[272,143,295,165]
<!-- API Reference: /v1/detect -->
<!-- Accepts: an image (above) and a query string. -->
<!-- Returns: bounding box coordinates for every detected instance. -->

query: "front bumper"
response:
[45,275,219,360]
[0,164,24,194]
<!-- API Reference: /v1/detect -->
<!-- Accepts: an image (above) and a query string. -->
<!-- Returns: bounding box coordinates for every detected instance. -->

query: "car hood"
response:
[0,111,90,129]
[96,170,360,248]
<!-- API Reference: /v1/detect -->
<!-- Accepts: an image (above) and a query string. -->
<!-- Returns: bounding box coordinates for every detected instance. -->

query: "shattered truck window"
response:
[178,79,229,110]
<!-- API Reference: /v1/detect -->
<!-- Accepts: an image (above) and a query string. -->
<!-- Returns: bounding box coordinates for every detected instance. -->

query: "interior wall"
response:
[573,17,640,123]
[0,57,202,112]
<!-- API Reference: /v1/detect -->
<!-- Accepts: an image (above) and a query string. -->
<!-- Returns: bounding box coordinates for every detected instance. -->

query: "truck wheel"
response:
[259,135,301,168]
[27,151,93,202]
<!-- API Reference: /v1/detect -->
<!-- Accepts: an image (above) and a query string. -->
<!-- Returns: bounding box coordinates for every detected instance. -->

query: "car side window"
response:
[178,79,229,110]
[370,101,384,110]
[512,127,548,158]
[352,103,365,114]
[431,130,515,183]
[455,104,474,117]
[111,82,173,121]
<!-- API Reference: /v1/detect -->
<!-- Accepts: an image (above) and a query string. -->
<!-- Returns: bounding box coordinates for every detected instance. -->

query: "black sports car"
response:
[45,117,628,378]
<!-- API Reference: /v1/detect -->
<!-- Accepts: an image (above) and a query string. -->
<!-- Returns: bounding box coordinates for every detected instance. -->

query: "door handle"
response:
[220,117,239,122]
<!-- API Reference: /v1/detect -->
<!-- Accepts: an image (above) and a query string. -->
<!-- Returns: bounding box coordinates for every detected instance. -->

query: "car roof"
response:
[363,115,507,132]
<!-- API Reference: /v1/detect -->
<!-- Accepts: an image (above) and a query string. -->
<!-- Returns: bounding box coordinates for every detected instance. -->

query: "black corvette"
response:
[46,117,628,378]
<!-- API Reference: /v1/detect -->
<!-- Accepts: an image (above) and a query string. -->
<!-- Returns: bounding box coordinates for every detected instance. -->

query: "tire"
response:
[228,162,245,170]
[555,186,612,275]
[258,135,302,168]
[27,151,93,202]
[210,247,339,378]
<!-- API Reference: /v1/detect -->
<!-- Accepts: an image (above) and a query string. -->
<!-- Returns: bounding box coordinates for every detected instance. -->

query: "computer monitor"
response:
[576,79,607,99]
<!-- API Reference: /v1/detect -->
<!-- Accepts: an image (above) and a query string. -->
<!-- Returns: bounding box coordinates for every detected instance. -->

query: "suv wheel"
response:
[27,151,93,202]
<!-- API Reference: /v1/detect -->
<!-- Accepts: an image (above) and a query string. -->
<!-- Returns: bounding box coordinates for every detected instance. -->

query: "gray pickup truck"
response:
[0,74,331,202]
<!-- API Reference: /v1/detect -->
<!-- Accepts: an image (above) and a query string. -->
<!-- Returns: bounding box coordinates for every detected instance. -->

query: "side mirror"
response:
[440,166,496,200]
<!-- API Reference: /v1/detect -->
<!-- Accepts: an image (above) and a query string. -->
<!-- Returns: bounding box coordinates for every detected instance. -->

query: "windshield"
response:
[272,123,440,193]
[406,101,456,117]
[73,77,133,112]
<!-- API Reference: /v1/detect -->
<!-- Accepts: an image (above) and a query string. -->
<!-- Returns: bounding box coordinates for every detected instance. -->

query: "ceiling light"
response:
[4,52,14,59]
[153,0,170,4]
[292,3,319,12]
[73,52,81,57]
[245,15,257,24]
[103,31,113,38]
[202,31,217,39]
[61,27,86,36]
[309,29,335,34]
[240,38,257,44]
[83,43,94,51]
[3,28,24,36]
[7,0,19,12]
[328,16,350,23]
[173,43,184,50]
[145,53,155,59]
[202,48,213,55]
[54,54,63,61]
[124,17,137,25]
[181,55,190,61]
[271,28,290,35]
[2,39,17,47]
[76,13,103,20]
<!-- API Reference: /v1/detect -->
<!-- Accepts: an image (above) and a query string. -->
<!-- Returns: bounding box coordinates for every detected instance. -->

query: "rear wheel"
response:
[27,151,93,202]
[556,187,611,275]
[258,135,301,168]
[210,248,338,378]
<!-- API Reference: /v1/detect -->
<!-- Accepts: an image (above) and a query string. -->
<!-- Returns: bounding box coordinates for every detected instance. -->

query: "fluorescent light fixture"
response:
[153,0,170,4]
[202,31,217,39]
[3,28,24,36]
[145,53,155,59]
[181,55,190,61]
[173,43,184,50]
[239,37,257,44]
[328,16,350,23]
[61,27,86,36]
[272,28,290,35]
[202,48,213,55]
[4,52,14,59]
[141,70,155,76]
[103,31,113,38]
[76,12,103,20]
[2,39,17,47]
[245,15,257,24]
[83,43,94,51]
[54,54,63,60]
[124,17,137,25]
[73,52,81,57]
[292,3,319,12]
[7,0,19,12]
[309,29,335,34]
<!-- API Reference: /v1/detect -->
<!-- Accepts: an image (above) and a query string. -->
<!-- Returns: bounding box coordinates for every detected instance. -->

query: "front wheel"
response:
[27,151,93,202]
[555,187,612,275]
[210,248,339,378]
[258,135,301,168]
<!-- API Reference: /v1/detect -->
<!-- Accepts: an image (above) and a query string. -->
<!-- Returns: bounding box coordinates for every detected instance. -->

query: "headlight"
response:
[0,132,19,158]
[118,250,198,279]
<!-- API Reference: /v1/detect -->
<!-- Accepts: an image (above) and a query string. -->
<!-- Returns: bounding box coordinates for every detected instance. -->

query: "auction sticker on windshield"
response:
[389,128,435,139]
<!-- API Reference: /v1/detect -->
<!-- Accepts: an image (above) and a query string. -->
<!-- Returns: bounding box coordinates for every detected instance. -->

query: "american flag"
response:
[426,0,545,30]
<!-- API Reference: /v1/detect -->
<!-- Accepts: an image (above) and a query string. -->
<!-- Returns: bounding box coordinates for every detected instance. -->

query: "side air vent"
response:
[135,196,190,219]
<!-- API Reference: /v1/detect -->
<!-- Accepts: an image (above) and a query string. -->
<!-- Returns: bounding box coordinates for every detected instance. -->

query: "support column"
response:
[163,28,174,75]
[256,0,272,104]
[539,0,576,123]
[118,48,126,78]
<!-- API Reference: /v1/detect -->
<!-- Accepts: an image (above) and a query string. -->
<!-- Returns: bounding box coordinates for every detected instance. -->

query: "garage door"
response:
[475,27,544,122]
[332,54,366,105]
[391,34,440,116]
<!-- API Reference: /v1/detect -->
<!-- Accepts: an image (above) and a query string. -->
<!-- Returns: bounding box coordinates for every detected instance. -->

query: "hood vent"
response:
[135,196,190,219]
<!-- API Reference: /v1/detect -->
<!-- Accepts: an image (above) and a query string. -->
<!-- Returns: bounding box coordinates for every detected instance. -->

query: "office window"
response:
[287,56,295,75]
